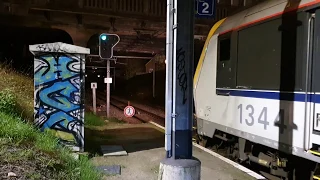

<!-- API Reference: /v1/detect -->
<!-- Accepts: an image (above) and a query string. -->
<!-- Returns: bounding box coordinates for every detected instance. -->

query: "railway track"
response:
[96,92,165,126]
[110,95,165,117]
[93,92,273,179]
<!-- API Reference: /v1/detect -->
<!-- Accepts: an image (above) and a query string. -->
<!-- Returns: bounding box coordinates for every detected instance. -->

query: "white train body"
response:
[194,0,320,163]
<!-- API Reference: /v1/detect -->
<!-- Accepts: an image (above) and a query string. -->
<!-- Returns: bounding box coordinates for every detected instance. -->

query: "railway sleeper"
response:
[197,130,318,180]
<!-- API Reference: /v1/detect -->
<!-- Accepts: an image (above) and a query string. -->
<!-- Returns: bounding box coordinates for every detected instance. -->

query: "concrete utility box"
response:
[29,42,90,152]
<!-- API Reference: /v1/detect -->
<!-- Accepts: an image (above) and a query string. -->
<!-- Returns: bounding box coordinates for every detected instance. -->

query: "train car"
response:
[193,0,320,179]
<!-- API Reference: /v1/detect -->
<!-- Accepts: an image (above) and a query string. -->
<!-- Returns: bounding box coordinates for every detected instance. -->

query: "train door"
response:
[306,9,320,152]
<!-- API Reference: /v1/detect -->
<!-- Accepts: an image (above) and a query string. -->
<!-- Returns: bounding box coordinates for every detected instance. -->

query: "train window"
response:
[216,32,236,89]
[312,10,320,92]
[236,15,304,91]
[218,37,231,61]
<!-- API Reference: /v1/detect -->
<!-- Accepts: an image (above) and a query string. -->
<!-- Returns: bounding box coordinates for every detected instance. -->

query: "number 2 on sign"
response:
[202,2,209,13]
[238,104,269,130]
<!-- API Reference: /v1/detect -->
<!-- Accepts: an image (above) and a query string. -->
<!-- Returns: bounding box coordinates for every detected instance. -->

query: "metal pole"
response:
[93,87,97,114]
[165,0,174,158]
[172,0,178,159]
[106,59,110,118]
[153,62,156,98]
[172,0,194,159]
[113,67,116,91]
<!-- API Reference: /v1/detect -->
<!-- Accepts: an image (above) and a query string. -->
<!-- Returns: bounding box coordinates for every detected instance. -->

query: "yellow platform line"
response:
[308,150,320,156]
[313,175,320,180]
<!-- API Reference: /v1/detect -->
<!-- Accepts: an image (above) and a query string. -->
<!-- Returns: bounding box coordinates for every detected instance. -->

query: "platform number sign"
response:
[196,0,215,18]
[124,106,135,118]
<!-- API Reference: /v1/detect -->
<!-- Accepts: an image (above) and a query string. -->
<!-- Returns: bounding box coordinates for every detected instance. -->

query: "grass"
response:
[0,63,33,121]
[85,112,106,126]
[108,117,126,124]
[85,112,125,127]
[0,63,103,179]
[0,105,102,179]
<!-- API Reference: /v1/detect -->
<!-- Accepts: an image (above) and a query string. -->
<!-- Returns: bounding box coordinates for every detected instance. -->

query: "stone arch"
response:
[50,26,96,47]
[0,26,74,75]
[86,33,100,55]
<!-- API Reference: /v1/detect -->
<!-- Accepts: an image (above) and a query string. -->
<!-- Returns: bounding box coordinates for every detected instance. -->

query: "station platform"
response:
[86,122,265,180]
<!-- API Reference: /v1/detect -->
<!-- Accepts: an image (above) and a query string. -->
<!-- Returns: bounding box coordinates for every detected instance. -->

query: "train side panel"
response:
[194,1,320,162]
[194,33,311,158]
[195,53,320,164]
[194,34,227,138]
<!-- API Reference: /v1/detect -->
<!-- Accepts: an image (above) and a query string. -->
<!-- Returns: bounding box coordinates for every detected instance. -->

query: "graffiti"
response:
[35,43,81,54]
[34,49,85,150]
[177,47,187,105]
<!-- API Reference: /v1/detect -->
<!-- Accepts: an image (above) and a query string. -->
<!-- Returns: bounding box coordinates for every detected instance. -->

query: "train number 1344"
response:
[238,104,285,131]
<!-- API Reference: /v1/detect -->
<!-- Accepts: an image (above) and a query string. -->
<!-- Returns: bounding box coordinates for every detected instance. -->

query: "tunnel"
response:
[0,25,73,75]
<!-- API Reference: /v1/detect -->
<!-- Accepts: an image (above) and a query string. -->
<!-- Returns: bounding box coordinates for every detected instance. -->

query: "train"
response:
[193,0,320,179]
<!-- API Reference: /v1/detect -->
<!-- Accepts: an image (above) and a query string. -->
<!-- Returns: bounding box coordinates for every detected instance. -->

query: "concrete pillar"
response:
[29,42,90,152]
[158,158,201,180]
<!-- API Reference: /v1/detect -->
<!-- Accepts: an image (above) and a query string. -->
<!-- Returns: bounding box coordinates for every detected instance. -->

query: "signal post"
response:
[98,33,120,118]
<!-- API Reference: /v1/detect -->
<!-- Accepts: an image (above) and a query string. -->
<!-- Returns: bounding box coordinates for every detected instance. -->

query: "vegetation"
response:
[0,64,102,179]
[85,112,106,127]
[0,111,102,179]
[0,63,33,121]
[85,112,125,127]
[108,117,126,124]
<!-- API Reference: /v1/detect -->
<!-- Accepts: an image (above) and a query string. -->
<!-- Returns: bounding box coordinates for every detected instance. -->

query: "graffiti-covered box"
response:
[29,42,89,152]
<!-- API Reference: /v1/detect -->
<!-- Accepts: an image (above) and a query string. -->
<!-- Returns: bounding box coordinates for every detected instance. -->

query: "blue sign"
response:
[195,0,215,18]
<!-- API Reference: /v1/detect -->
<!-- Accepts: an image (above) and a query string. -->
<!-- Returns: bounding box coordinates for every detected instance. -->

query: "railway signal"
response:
[99,33,120,59]
[98,33,120,118]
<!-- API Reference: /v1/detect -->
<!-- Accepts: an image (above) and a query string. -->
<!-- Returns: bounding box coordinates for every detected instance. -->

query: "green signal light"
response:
[101,35,107,41]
